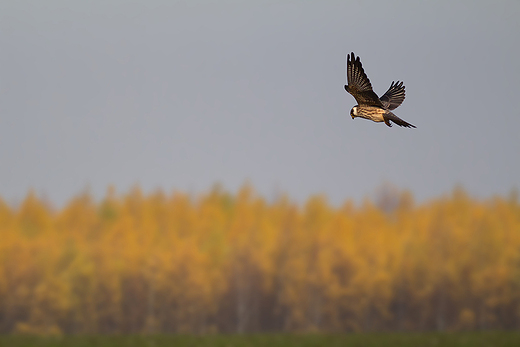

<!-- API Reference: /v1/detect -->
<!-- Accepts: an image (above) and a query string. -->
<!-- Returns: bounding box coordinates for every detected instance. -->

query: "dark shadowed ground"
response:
[1,333,520,347]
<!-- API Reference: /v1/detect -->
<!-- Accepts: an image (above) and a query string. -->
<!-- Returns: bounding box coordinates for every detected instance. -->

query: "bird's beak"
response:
[351,115,355,120]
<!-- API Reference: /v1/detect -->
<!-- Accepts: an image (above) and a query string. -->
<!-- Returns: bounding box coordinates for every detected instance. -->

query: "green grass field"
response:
[1,333,520,347]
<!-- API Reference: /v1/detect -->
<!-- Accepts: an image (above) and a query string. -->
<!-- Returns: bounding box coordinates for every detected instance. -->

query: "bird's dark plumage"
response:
[380,81,406,111]
[345,52,382,107]
[344,52,415,128]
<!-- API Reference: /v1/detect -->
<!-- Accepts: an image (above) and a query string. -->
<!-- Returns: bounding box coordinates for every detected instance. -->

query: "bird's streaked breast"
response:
[356,106,386,122]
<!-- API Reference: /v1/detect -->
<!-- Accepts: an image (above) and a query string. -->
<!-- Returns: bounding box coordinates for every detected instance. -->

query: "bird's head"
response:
[350,106,358,119]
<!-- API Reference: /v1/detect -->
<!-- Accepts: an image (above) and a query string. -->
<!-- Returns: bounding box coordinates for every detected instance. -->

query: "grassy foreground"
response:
[1,333,520,347]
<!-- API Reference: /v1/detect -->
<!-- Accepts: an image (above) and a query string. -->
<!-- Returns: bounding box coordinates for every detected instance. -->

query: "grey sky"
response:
[1,0,519,207]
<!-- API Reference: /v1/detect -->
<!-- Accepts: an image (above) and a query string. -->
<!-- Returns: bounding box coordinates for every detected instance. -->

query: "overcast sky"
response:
[1,0,519,207]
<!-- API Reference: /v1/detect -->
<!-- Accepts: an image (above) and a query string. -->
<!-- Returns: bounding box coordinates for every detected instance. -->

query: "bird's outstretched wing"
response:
[383,111,416,128]
[380,81,405,110]
[344,52,382,107]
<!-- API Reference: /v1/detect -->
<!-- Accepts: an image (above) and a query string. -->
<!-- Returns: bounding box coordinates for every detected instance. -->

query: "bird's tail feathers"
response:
[384,111,416,128]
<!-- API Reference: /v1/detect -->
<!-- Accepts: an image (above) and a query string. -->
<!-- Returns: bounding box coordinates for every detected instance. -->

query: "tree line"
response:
[0,185,519,334]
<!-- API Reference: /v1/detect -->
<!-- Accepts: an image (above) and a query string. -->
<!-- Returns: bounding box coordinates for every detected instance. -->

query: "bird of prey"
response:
[344,52,415,128]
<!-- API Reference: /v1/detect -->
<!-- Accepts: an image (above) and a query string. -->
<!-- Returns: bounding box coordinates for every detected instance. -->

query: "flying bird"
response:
[344,52,415,128]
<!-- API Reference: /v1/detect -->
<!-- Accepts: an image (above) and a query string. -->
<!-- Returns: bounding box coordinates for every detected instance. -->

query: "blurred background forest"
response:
[2,1,520,341]
[0,185,519,334]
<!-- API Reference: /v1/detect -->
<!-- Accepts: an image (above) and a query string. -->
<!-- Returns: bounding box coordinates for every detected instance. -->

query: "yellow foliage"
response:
[0,185,519,333]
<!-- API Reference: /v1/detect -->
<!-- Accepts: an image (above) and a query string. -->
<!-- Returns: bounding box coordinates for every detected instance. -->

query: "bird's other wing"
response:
[380,81,406,110]
[344,52,382,107]
[383,111,416,128]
